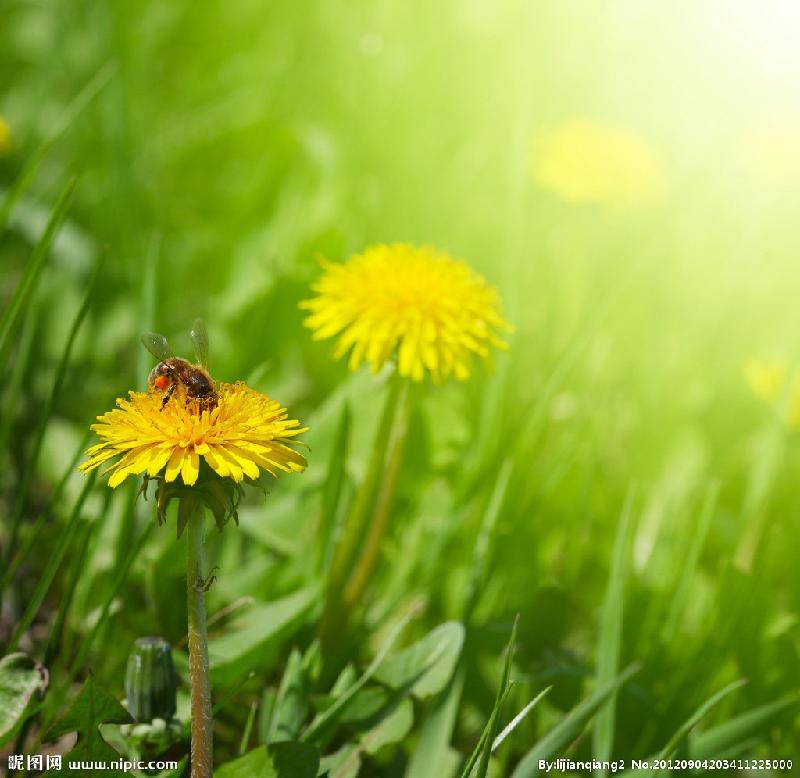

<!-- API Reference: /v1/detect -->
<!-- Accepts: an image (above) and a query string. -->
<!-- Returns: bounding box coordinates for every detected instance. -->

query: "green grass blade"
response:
[43,518,95,668]
[463,461,513,623]
[462,614,518,778]
[0,430,90,594]
[654,679,747,760]
[0,63,114,233]
[461,684,515,778]
[4,251,103,560]
[137,232,160,388]
[478,615,519,776]
[0,178,76,360]
[6,472,96,653]
[688,692,800,758]
[317,401,352,573]
[512,664,640,778]
[301,607,416,744]
[661,482,719,643]
[492,687,552,753]
[592,488,635,775]
[67,519,155,677]
[239,700,258,755]
[0,293,40,462]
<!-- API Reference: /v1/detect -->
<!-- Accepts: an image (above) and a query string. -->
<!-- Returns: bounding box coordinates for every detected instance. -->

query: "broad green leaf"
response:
[592,489,635,775]
[209,586,319,687]
[268,648,311,743]
[374,621,465,699]
[512,664,640,778]
[339,686,391,725]
[302,609,414,744]
[215,741,319,778]
[406,667,465,778]
[360,698,414,755]
[320,744,361,778]
[44,676,133,777]
[688,692,800,758]
[0,653,48,746]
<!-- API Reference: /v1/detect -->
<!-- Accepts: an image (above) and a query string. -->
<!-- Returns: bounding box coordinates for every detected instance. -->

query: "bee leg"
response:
[160,383,176,411]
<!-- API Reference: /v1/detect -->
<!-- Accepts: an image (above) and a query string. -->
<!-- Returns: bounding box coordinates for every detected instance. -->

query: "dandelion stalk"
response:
[78,322,307,773]
[186,502,213,778]
[320,373,402,642]
[343,382,412,609]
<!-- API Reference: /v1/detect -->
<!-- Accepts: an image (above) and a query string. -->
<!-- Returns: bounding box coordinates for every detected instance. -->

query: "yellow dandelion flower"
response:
[300,243,510,382]
[0,116,10,155]
[79,382,306,488]
[532,119,665,205]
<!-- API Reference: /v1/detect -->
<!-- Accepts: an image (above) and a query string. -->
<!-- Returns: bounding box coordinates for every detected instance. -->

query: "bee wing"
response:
[190,318,209,369]
[140,331,173,361]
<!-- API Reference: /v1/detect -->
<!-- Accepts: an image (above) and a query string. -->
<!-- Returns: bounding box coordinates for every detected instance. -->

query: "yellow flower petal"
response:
[181,449,200,486]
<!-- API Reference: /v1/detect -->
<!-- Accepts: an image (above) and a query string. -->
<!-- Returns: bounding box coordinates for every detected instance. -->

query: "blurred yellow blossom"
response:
[0,116,10,155]
[532,119,665,205]
[743,357,800,428]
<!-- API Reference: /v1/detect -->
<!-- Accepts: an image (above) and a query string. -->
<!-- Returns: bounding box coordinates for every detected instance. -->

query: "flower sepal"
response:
[141,460,244,537]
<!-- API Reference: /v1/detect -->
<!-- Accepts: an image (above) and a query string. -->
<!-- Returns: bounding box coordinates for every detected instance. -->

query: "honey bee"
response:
[141,318,218,411]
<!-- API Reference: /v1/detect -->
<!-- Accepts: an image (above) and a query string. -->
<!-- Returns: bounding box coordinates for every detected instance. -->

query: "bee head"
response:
[148,362,173,392]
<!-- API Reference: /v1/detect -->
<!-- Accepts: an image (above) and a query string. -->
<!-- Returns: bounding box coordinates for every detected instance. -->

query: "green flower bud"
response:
[125,637,178,723]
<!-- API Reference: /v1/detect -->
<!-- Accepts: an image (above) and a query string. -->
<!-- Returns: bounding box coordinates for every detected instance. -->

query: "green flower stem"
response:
[186,505,213,778]
[343,383,412,610]
[320,372,403,643]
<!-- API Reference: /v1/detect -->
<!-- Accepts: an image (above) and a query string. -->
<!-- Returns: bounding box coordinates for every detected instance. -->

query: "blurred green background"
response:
[2,0,800,773]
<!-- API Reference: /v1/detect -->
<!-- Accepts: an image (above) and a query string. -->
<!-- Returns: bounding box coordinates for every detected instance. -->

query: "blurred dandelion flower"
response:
[0,116,10,155]
[301,243,510,382]
[79,382,306,488]
[532,119,665,205]
[743,357,800,428]
[743,357,787,403]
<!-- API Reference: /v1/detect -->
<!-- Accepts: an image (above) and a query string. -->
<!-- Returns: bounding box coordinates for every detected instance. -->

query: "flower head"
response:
[532,119,665,205]
[80,382,306,488]
[301,243,510,382]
